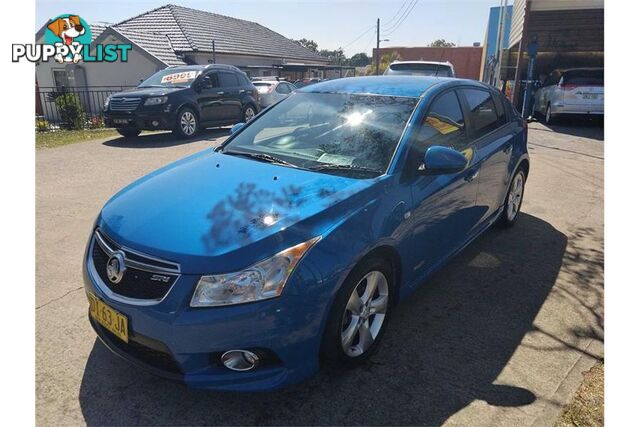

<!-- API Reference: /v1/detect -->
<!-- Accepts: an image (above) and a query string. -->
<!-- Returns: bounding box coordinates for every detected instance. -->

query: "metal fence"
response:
[35,85,135,131]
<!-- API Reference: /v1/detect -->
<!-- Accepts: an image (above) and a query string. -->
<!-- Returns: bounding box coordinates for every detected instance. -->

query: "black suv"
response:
[104,64,259,138]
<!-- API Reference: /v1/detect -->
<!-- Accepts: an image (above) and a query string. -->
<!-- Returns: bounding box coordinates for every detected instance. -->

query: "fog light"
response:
[151,120,159,127]
[221,350,260,371]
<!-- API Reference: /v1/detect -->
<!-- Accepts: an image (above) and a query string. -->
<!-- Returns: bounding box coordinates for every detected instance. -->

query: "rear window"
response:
[385,63,453,77]
[219,72,240,87]
[562,69,604,86]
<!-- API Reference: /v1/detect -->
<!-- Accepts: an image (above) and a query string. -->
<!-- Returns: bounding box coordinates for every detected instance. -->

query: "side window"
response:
[219,72,239,88]
[460,88,501,137]
[493,92,507,125]
[276,83,290,94]
[407,91,467,171]
[201,72,217,89]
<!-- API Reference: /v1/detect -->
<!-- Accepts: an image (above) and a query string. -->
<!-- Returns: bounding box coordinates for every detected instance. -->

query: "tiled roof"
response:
[113,27,187,66]
[114,4,328,63]
[89,22,112,42]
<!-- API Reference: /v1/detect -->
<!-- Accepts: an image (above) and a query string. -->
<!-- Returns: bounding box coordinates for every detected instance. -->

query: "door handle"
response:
[465,170,479,182]
[216,91,225,95]
[238,89,245,94]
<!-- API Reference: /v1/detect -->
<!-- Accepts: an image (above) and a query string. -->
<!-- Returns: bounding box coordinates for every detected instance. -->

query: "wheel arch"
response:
[346,244,403,306]
[176,101,201,120]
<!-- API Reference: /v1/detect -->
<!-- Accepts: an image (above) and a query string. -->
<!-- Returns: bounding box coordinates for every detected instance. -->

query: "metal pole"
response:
[494,0,507,86]
[375,18,380,75]
[211,40,216,64]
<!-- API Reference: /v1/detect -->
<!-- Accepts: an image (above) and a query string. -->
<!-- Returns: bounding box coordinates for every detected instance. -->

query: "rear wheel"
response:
[321,257,393,366]
[174,107,199,139]
[243,105,257,122]
[116,128,140,138]
[498,168,526,227]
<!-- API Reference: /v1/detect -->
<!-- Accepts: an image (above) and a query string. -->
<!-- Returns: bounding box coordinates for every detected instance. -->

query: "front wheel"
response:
[544,103,555,124]
[116,128,140,138]
[498,168,526,227]
[174,107,199,139]
[321,258,393,366]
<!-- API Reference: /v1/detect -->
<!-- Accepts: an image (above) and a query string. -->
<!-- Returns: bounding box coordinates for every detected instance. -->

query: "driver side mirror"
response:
[230,122,245,135]
[422,146,468,175]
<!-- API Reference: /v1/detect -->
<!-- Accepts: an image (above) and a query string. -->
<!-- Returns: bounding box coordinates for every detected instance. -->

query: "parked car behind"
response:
[85,76,528,392]
[254,80,297,108]
[533,68,604,124]
[383,61,456,77]
[294,78,322,88]
[103,64,259,139]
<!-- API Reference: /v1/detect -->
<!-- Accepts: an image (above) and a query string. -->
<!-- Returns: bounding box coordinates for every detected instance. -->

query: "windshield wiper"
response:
[224,150,299,168]
[308,163,380,176]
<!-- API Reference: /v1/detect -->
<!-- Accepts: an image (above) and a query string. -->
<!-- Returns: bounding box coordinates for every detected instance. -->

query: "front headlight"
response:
[103,96,111,110]
[144,96,168,106]
[190,236,321,307]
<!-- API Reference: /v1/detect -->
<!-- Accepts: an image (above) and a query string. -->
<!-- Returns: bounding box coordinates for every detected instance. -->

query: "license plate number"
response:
[88,293,129,342]
[583,93,598,99]
[113,119,129,124]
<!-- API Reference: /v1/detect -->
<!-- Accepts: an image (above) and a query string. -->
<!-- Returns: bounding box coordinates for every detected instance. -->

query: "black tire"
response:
[544,103,555,125]
[320,257,394,367]
[497,167,527,227]
[116,128,141,138]
[242,104,257,122]
[173,107,199,139]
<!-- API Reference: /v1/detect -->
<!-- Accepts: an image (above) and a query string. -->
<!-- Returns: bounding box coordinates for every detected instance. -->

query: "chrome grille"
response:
[109,97,141,112]
[89,229,180,305]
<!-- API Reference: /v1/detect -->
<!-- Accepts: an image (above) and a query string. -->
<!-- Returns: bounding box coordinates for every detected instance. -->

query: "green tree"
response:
[368,51,401,75]
[295,38,318,52]
[54,93,85,130]
[348,52,371,67]
[429,39,456,48]
[319,48,347,65]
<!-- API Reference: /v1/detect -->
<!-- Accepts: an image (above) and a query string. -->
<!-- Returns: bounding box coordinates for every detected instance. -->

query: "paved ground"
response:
[36,120,604,426]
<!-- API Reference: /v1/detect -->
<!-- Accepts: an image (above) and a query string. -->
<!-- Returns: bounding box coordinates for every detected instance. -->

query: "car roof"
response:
[391,60,453,66]
[252,80,282,85]
[298,76,475,98]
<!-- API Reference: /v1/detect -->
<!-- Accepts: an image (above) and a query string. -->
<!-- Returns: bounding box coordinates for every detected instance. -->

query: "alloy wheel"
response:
[341,270,389,357]
[507,172,525,221]
[244,106,256,122]
[180,111,197,136]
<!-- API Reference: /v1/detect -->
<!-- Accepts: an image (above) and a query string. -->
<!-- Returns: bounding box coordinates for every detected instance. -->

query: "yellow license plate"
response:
[88,293,129,343]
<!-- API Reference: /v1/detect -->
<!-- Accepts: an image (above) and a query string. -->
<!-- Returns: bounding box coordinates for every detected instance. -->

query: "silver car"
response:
[253,80,296,108]
[383,61,456,77]
[533,68,604,124]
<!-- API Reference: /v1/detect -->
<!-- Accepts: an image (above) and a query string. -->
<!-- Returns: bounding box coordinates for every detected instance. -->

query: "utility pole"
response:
[375,18,380,75]
[211,40,216,64]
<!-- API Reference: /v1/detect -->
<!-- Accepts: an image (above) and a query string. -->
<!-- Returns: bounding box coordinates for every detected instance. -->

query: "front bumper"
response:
[104,110,175,131]
[83,258,326,392]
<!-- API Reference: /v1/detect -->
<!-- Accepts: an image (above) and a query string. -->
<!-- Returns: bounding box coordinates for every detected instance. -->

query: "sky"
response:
[36,0,500,57]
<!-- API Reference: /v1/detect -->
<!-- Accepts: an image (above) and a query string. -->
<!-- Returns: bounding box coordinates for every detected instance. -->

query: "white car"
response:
[533,68,604,124]
[253,80,296,108]
[383,61,455,77]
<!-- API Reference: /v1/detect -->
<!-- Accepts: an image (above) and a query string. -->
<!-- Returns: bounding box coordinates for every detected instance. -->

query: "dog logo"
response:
[44,14,91,64]
[106,251,127,284]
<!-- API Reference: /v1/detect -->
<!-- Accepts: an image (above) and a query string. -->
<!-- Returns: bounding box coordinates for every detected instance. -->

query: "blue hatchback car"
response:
[84,76,529,391]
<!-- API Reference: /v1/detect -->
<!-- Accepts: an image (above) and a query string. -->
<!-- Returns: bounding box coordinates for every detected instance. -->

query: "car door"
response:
[404,89,483,281]
[217,71,244,121]
[196,72,225,123]
[458,87,515,227]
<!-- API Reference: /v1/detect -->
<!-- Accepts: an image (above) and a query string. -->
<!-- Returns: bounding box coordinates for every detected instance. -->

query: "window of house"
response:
[52,70,69,91]
[460,88,501,137]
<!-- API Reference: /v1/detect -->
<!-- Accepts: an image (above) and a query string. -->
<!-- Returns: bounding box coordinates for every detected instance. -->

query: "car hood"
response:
[111,87,186,98]
[98,149,380,273]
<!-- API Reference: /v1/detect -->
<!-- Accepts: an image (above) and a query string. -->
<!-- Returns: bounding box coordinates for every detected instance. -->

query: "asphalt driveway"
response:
[36,121,604,426]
